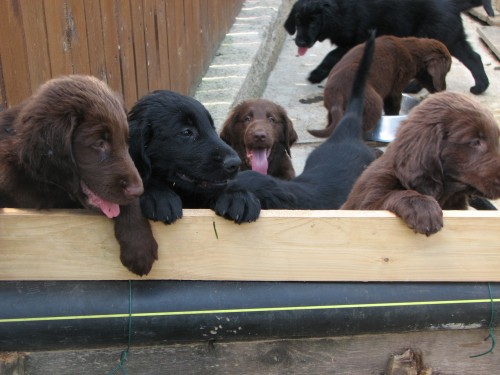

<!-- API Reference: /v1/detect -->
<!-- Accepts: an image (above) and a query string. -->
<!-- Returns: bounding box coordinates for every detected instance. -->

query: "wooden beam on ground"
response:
[1,208,500,281]
[477,25,500,59]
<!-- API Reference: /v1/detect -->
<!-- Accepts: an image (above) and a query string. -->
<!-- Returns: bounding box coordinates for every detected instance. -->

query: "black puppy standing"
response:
[128,90,242,223]
[285,0,494,94]
[215,31,379,222]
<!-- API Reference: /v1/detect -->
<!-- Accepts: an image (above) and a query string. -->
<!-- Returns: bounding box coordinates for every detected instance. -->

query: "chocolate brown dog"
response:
[220,99,298,180]
[308,36,451,138]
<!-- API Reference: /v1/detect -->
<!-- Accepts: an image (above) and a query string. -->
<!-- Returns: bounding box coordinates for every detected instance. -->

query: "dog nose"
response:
[122,180,144,198]
[253,131,267,142]
[223,155,241,174]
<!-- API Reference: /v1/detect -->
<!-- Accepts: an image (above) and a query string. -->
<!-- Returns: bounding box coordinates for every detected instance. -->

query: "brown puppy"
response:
[342,91,500,236]
[220,99,298,180]
[308,36,451,138]
[0,75,157,275]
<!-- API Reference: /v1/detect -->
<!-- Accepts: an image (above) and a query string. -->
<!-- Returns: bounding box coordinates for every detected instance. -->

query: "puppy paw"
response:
[214,190,261,223]
[114,199,159,276]
[470,82,488,95]
[120,237,158,276]
[308,68,328,84]
[397,195,443,236]
[140,189,183,224]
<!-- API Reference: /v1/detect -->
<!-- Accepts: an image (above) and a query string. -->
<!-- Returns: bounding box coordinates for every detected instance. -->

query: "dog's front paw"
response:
[114,199,159,276]
[308,68,328,84]
[398,195,443,236]
[214,190,261,223]
[120,236,158,276]
[140,189,183,224]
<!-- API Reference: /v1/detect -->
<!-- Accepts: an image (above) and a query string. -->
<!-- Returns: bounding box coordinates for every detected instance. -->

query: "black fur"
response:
[128,90,242,223]
[215,31,378,222]
[284,0,493,94]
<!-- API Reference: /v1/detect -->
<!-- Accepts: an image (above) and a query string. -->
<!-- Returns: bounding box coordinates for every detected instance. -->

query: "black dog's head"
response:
[128,90,241,194]
[284,0,338,53]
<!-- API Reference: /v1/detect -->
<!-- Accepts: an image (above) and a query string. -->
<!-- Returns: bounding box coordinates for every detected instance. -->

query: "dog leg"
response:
[448,39,489,94]
[114,198,158,276]
[309,46,351,84]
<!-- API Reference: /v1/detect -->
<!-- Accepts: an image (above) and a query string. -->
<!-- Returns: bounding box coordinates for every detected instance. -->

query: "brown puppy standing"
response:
[220,99,298,180]
[0,75,157,275]
[309,36,451,138]
[342,91,500,236]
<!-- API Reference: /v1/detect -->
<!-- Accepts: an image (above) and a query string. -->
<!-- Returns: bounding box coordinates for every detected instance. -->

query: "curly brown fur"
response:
[342,91,500,236]
[220,99,298,180]
[0,75,157,276]
[309,36,451,138]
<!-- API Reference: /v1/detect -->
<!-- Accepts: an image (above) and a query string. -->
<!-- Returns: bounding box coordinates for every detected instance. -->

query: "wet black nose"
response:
[223,155,241,175]
[253,131,267,142]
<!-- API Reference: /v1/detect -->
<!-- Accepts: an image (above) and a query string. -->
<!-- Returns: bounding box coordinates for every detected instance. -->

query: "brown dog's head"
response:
[410,38,452,93]
[391,91,500,201]
[220,99,298,176]
[14,75,143,217]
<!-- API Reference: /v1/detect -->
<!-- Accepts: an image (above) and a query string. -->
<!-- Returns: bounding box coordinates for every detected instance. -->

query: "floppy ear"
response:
[277,105,298,156]
[219,105,242,146]
[17,108,80,193]
[425,54,449,92]
[128,115,153,186]
[393,122,445,197]
[284,3,298,34]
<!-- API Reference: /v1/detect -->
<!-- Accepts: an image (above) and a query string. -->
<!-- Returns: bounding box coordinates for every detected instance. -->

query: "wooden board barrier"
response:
[0,208,499,281]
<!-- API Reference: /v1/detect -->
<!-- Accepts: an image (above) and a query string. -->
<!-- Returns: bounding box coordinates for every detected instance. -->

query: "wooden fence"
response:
[0,0,244,110]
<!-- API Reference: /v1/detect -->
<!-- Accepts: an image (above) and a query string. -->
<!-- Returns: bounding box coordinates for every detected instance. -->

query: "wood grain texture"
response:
[20,329,500,374]
[1,209,500,281]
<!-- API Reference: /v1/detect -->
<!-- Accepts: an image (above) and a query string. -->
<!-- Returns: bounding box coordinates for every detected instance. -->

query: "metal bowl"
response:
[364,94,421,143]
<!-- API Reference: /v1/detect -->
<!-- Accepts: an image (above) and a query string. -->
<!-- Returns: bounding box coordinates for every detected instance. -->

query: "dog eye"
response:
[244,115,252,123]
[179,129,194,137]
[469,139,482,147]
[268,116,276,124]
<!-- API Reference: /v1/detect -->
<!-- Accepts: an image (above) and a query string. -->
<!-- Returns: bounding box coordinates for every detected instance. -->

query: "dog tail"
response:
[328,30,375,141]
[456,0,494,16]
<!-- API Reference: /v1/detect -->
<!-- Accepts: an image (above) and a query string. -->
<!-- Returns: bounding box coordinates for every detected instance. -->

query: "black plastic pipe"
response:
[0,281,497,350]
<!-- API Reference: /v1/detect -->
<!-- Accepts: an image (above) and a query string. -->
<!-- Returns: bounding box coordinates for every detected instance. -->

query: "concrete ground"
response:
[195,0,500,195]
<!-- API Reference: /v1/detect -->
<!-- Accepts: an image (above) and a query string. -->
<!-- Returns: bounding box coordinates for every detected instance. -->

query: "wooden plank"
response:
[83,0,107,81]
[1,209,500,281]
[477,25,500,59]
[166,0,186,93]
[100,0,123,95]
[115,0,138,109]
[19,0,52,91]
[0,0,31,106]
[468,7,500,26]
[19,329,500,374]
[65,0,91,74]
[143,0,170,91]
[129,0,150,101]
[44,0,74,77]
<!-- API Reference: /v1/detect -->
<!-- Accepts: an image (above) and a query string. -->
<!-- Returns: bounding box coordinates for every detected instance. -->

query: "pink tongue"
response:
[250,149,268,175]
[298,47,308,56]
[81,183,120,218]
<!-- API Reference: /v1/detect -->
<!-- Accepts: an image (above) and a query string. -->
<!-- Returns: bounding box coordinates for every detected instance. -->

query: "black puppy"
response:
[215,31,379,222]
[128,90,242,223]
[284,0,493,94]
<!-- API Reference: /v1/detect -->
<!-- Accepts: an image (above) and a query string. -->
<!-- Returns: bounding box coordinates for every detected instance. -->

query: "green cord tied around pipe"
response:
[108,280,133,375]
[470,283,496,358]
